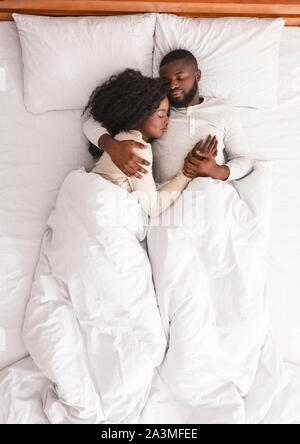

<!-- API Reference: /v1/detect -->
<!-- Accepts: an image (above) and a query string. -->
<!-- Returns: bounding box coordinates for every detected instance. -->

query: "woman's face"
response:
[138,97,170,141]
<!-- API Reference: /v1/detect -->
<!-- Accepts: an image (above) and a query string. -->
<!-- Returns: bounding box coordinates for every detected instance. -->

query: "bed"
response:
[0,1,300,424]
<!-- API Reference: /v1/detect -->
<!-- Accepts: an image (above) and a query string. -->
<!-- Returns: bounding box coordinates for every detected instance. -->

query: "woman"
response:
[83,69,194,217]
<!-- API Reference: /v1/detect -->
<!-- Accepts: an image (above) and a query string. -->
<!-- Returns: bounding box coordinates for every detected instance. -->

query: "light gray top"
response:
[91,130,191,217]
[83,96,254,185]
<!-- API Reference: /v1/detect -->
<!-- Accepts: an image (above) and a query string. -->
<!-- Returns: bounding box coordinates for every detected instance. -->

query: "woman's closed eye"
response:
[157,111,168,118]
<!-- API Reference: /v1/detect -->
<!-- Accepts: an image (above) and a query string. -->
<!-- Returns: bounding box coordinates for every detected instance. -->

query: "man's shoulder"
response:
[203,97,237,125]
[203,96,234,111]
[169,96,235,120]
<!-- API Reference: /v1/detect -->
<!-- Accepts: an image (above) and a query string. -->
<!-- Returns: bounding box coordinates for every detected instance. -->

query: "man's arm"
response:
[82,116,150,179]
[184,109,253,181]
[222,107,254,181]
[82,116,109,148]
[212,164,230,181]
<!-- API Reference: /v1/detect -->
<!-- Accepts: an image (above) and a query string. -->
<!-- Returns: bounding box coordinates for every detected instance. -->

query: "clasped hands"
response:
[183,135,220,179]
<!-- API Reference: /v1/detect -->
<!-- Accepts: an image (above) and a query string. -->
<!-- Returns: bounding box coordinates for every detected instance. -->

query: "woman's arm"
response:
[130,147,191,217]
[82,116,150,179]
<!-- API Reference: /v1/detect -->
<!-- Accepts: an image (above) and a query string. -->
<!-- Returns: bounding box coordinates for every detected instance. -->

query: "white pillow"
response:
[13,13,156,113]
[153,14,285,109]
[278,27,300,103]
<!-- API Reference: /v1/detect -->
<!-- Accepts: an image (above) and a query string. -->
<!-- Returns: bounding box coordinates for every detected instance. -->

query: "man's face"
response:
[159,58,201,108]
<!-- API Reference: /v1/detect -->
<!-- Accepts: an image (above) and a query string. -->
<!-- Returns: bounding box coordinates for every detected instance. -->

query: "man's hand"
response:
[183,135,219,179]
[192,135,218,160]
[99,134,150,179]
[182,135,230,180]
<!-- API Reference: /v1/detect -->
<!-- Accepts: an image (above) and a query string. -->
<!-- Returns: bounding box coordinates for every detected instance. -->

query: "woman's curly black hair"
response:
[83,69,169,160]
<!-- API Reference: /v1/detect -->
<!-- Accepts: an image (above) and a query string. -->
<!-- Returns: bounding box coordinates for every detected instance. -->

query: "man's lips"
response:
[170,90,182,97]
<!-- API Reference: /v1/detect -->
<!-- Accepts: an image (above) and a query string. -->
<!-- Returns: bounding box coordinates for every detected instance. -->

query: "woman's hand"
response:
[99,134,150,179]
[182,135,219,179]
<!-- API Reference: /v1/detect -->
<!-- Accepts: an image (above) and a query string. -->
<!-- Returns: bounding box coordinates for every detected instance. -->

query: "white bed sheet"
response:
[237,26,300,366]
[0,21,300,423]
[1,356,299,424]
[261,362,300,424]
[0,22,94,369]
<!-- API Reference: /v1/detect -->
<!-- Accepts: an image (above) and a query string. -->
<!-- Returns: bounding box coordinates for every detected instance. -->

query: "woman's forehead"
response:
[158,96,169,109]
[159,97,169,109]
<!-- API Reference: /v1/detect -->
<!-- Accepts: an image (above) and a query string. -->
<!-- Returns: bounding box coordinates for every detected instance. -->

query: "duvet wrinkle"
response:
[21,169,166,423]
[16,164,287,424]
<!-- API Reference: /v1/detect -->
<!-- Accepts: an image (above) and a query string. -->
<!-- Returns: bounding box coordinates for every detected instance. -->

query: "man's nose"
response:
[170,79,179,89]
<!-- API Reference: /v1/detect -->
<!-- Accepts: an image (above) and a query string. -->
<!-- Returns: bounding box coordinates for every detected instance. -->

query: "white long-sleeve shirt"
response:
[83,96,254,185]
[90,130,191,217]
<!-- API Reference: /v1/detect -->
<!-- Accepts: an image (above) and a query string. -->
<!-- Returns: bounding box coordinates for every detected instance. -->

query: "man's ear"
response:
[196,69,201,82]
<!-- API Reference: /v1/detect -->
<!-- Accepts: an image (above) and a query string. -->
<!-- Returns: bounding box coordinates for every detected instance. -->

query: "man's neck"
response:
[187,95,204,107]
[173,96,204,109]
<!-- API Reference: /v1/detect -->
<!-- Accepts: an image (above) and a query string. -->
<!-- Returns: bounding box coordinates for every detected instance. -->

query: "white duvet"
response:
[21,169,166,424]
[1,161,288,424]
[141,160,288,424]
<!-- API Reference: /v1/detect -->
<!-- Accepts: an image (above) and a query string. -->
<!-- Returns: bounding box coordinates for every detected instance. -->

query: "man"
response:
[82,50,256,422]
[83,49,253,185]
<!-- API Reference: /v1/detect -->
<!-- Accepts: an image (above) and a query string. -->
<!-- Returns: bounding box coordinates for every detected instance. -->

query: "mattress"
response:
[0,20,300,423]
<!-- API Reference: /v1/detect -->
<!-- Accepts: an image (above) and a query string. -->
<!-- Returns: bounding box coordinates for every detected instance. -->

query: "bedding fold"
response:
[22,169,167,424]
[140,161,288,424]
[0,164,288,424]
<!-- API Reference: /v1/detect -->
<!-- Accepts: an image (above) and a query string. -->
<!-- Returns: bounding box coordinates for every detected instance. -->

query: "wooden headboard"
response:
[1,0,300,25]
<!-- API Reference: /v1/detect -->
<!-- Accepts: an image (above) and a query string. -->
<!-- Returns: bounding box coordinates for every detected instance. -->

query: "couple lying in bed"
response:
[83,49,253,215]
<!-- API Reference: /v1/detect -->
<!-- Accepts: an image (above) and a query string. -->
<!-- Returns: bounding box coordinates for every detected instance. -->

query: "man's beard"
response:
[168,79,198,107]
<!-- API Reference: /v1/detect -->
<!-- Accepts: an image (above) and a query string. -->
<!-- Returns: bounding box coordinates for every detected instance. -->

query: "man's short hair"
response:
[160,49,198,69]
